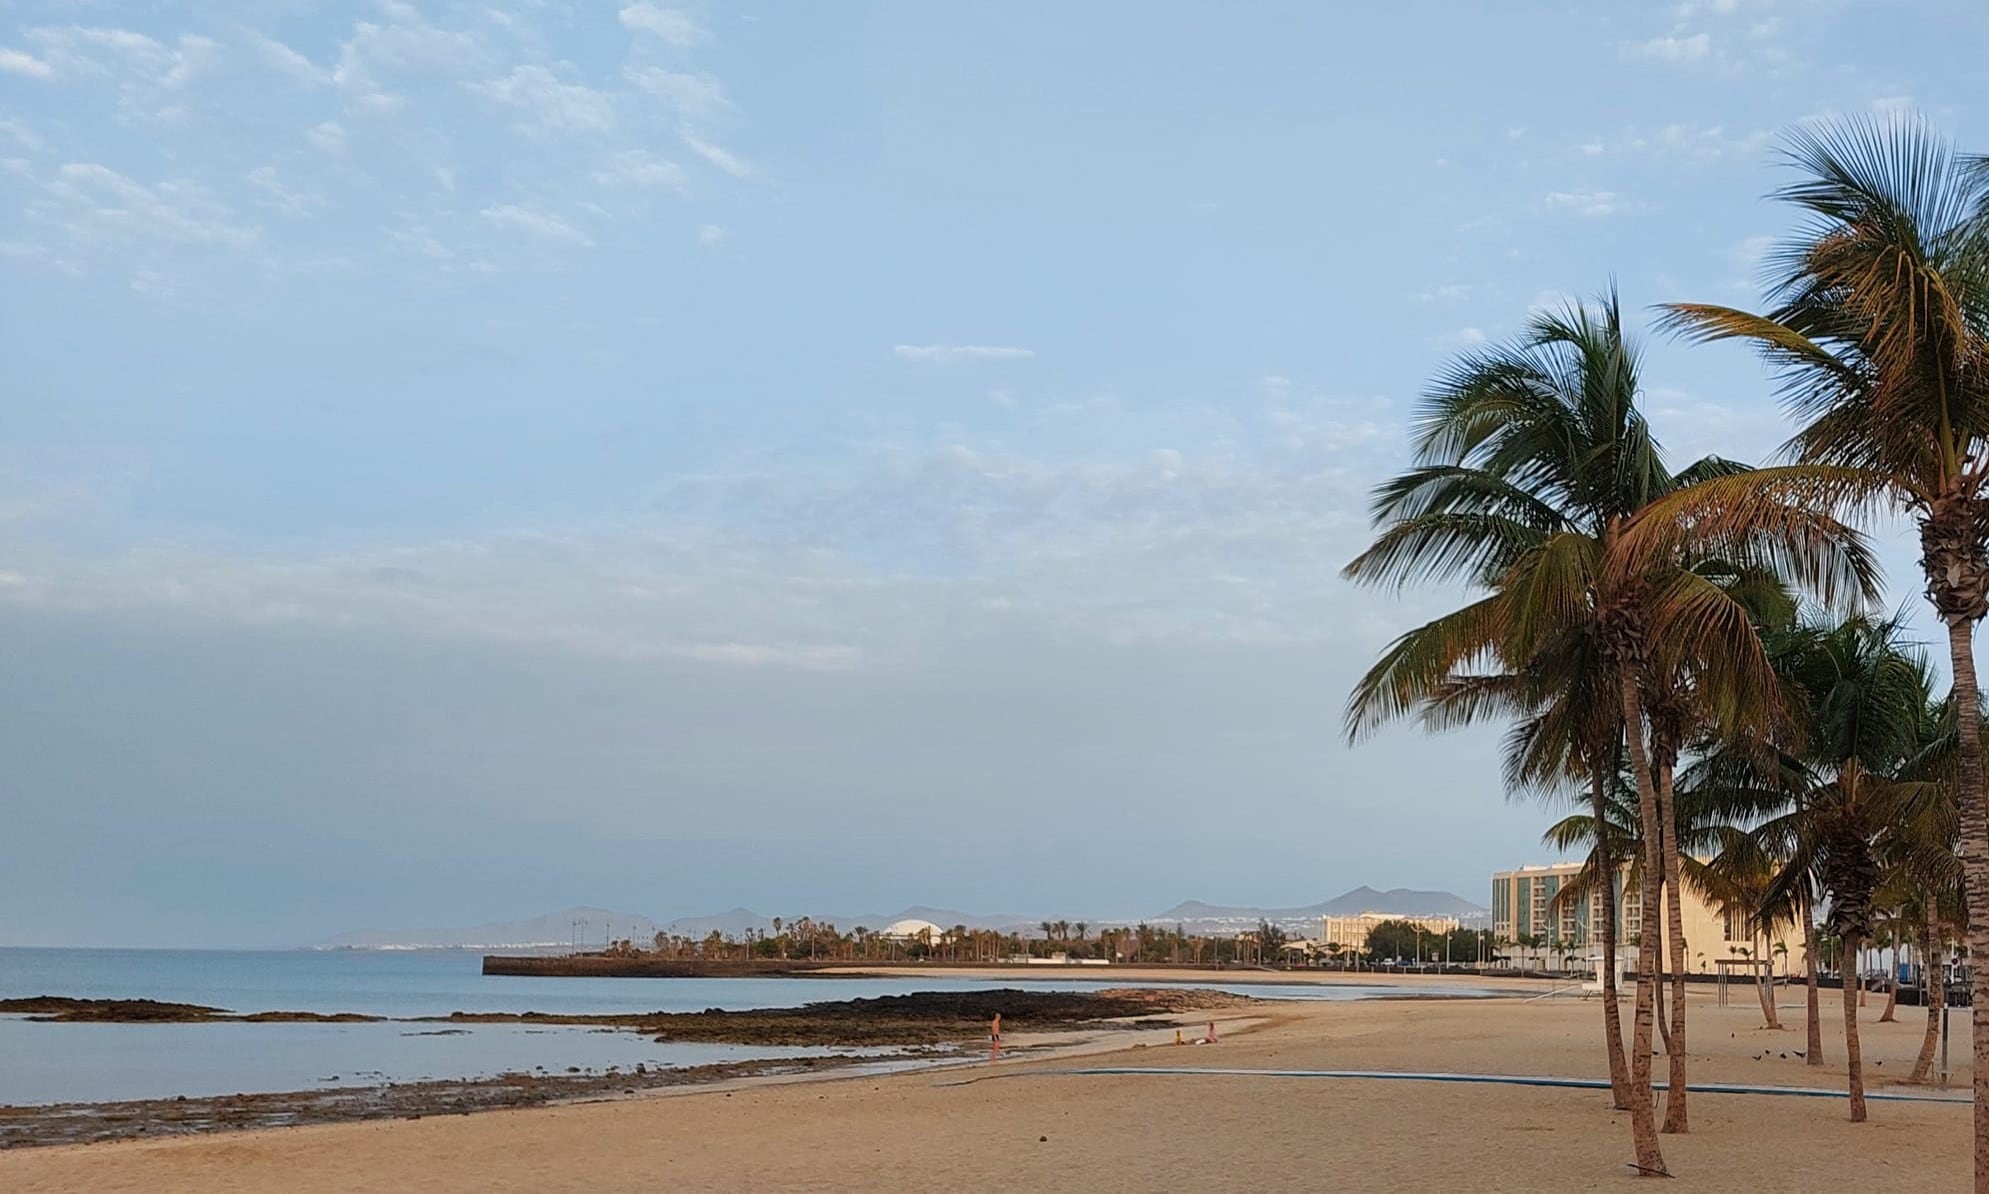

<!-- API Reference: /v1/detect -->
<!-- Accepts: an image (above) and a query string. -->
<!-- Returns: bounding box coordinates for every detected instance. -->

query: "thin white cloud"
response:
[625,66,732,120]
[481,204,594,247]
[697,223,727,246]
[678,642,860,670]
[1545,189,1627,218]
[388,225,454,260]
[329,3,487,118]
[681,132,753,179]
[1527,290,1581,316]
[892,344,1037,364]
[307,120,347,155]
[619,3,704,47]
[1635,32,1712,60]
[1414,283,1478,304]
[8,6,750,279]
[0,118,44,152]
[246,166,320,217]
[26,26,220,94]
[1731,234,1773,268]
[46,162,260,250]
[473,65,616,134]
[0,398,1406,663]
[238,30,327,85]
[591,149,688,192]
[26,26,167,73]
[0,48,53,79]
[1572,123,1768,164]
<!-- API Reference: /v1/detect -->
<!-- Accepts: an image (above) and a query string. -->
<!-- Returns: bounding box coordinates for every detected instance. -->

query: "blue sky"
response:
[0,1,1979,946]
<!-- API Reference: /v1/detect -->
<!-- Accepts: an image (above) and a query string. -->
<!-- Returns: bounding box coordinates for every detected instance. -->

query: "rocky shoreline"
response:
[2,987,1245,1039]
[0,1055,890,1150]
[0,987,1251,1149]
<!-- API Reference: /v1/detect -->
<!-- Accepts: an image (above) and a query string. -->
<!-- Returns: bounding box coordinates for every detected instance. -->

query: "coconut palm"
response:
[1882,689,1969,1084]
[1695,828,1798,1030]
[1676,714,1832,1063]
[1661,114,1989,1177]
[1345,290,1877,1173]
[1748,615,1936,1122]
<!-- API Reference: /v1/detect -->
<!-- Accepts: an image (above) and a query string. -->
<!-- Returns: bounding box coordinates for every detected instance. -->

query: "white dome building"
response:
[879,918,947,942]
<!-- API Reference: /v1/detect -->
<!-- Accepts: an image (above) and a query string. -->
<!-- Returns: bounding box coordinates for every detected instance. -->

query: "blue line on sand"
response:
[935,1067,1969,1104]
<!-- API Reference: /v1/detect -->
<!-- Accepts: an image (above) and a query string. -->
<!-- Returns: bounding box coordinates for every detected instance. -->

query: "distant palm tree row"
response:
[644,919,1301,965]
[1345,116,1989,1183]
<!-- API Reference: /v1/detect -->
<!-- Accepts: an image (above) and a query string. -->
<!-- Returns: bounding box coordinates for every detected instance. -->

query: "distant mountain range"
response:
[317,906,665,951]
[1156,886,1485,923]
[1153,887,1490,935]
[313,887,1490,950]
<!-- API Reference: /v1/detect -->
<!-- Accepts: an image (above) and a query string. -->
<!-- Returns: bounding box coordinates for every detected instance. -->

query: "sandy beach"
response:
[3,983,1970,1192]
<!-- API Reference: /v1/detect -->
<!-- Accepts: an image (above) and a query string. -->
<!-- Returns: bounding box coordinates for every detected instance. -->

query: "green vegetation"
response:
[1346,115,1989,1183]
[647,919,1312,967]
[1359,920,1494,965]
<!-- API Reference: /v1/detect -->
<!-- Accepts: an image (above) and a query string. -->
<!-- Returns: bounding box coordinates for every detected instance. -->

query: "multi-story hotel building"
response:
[1490,862,1640,949]
[1491,861,1806,973]
[1319,911,1461,953]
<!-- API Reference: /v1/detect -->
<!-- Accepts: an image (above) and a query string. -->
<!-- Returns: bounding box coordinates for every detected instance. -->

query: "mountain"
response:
[315,906,661,951]
[1148,887,1488,935]
[1316,885,1487,917]
[316,888,1489,949]
[658,908,772,939]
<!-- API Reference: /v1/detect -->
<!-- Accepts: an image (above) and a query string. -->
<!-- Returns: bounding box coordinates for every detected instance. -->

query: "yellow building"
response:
[1320,911,1460,953]
[1491,862,1807,975]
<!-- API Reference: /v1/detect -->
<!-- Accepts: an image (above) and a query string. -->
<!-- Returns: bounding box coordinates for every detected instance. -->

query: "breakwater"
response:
[481,955,847,978]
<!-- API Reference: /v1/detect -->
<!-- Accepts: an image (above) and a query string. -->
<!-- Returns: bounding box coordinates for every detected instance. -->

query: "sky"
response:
[1,1,1984,947]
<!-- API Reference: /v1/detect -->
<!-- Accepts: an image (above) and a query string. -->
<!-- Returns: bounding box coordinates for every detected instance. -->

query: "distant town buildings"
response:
[1320,911,1460,953]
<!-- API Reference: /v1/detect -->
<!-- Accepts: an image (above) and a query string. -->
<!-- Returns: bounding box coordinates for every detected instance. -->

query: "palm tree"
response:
[1697,828,1795,1030]
[1679,717,1831,1062]
[1662,115,1989,1177]
[1345,292,1687,1146]
[1749,615,1935,1122]
[1883,687,1969,1084]
[1346,290,1876,1171]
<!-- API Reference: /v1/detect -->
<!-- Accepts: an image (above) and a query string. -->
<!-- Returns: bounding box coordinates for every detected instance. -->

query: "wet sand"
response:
[2,987,1970,1192]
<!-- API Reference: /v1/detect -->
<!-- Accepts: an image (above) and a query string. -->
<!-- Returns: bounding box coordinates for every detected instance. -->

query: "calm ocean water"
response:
[0,948,1497,1105]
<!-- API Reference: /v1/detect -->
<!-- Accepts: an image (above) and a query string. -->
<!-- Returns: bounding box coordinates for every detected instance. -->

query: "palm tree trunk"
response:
[1590,766,1632,1110]
[1803,893,1825,1066]
[1842,929,1867,1122]
[1912,906,1943,1085]
[1617,672,1667,1177]
[1941,618,1989,1190]
[1652,932,1674,1055]
[1648,870,1673,1056]
[1879,965,1899,1023]
[1755,931,1780,1029]
[1656,757,1689,1134]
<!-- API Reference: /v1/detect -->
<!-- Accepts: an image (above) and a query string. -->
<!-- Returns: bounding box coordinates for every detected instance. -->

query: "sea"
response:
[0,947,1499,1106]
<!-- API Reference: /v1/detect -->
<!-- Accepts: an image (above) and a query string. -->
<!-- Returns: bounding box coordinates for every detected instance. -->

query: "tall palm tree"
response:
[1698,829,1795,1030]
[1345,290,1877,1173]
[1662,115,1989,1178]
[1750,615,1934,1122]
[1678,709,1834,1063]
[1883,688,1968,1084]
